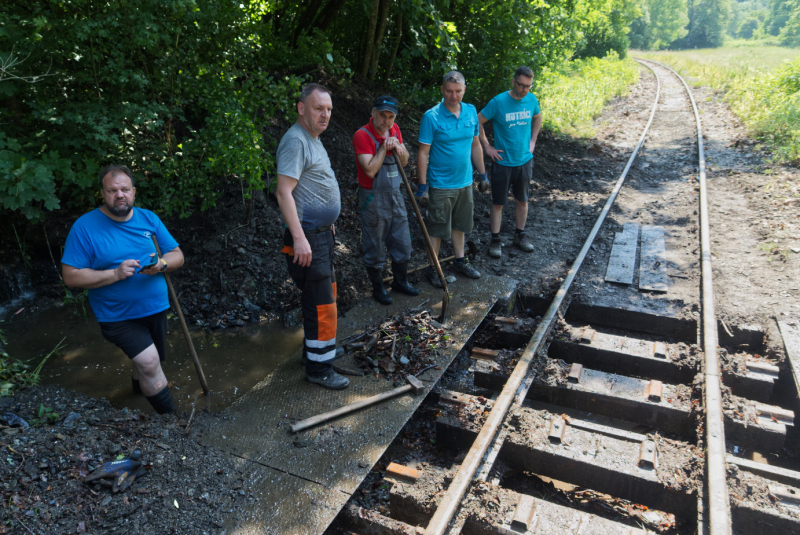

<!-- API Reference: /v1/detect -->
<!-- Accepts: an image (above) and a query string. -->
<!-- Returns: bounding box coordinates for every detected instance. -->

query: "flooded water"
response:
[2,305,303,413]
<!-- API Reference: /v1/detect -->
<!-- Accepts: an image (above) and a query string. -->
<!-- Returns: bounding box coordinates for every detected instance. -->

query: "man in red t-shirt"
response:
[352,95,419,304]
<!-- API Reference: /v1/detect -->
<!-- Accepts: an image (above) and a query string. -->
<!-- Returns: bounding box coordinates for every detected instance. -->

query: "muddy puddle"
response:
[2,304,302,413]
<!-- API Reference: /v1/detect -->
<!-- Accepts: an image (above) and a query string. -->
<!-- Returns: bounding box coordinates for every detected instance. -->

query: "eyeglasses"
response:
[513,79,532,90]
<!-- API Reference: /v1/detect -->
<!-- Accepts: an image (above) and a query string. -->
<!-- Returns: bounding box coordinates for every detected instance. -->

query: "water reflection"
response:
[3,305,303,413]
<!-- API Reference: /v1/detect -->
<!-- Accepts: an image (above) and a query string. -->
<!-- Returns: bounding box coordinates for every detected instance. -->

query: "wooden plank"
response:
[605,222,639,285]
[386,463,420,483]
[639,225,668,292]
[778,320,800,406]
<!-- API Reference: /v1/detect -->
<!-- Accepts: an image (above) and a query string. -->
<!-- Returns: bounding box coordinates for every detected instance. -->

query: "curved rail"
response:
[423,61,665,535]
[640,58,732,535]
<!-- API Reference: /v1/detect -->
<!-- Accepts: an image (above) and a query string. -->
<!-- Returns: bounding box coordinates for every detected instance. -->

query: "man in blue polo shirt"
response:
[478,65,543,258]
[416,71,487,287]
[62,165,184,414]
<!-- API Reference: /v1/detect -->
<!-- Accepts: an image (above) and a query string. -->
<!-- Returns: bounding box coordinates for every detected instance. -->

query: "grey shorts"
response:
[491,158,533,206]
[427,185,474,239]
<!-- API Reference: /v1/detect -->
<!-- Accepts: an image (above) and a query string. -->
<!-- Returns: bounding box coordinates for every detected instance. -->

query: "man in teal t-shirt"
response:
[416,71,487,287]
[478,66,543,258]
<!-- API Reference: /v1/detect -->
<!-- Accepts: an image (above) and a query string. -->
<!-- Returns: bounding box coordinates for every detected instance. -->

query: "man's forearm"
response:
[276,187,305,243]
[416,150,429,185]
[471,138,486,174]
[62,265,121,290]
[160,247,184,272]
[478,123,492,152]
[531,113,543,146]
[362,143,388,178]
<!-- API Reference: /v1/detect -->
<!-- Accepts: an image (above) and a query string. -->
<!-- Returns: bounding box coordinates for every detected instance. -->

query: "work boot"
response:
[488,237,502,258]
[367,267,392,305]
[452,257,481,279]
[513,232,534,252]
[427,267,456,288]
[306,371,350,390]
[391,261,420,296]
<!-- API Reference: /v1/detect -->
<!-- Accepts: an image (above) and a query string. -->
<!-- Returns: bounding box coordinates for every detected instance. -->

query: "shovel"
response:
[395,162,450,323]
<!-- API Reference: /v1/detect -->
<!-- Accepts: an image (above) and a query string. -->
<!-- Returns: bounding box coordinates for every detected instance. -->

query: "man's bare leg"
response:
[132,344,174,413]
[490,204,503,234]
[515,199,528,230]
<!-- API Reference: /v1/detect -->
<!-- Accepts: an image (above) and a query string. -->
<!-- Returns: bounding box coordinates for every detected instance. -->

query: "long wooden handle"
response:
[395,162,450,323]
[151,235,210,395]
[291,384,413,433]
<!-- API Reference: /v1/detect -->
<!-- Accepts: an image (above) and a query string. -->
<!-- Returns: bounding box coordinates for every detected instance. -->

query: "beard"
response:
[107,200,133,217]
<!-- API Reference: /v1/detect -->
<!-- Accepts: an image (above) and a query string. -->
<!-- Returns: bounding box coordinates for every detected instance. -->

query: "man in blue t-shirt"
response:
[478,66,543,258]
[416,71,487,287]
[62,165,184,414]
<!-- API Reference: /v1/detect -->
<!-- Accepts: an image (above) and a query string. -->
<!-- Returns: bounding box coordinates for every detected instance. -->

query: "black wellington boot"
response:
[367,267,393,305]
[391,261,420,296]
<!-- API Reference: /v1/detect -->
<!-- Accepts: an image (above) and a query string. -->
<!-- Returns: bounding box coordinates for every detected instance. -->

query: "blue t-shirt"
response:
[419,100,480,189]
[61,208,179,322]
[480,92,541,167]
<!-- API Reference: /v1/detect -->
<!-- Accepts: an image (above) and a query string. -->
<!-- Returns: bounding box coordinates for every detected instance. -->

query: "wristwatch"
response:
[159,258,168,273]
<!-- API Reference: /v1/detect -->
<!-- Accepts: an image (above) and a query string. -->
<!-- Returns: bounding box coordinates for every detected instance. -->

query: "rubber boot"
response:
[391,261,420,296]
[367,267,392,305]
[145,386,175,414]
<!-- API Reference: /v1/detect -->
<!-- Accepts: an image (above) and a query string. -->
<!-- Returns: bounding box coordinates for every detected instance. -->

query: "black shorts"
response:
[491,158,533,206]
[99,310,168,362]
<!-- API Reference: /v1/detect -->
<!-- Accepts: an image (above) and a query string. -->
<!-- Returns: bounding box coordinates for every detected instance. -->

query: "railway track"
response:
[332,61,800,534]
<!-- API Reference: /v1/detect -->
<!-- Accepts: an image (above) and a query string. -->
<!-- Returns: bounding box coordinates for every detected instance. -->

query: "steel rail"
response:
[422,61,664,535]
[641,58,732,535]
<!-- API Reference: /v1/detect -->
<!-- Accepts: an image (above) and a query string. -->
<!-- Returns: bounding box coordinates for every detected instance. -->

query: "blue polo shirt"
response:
[62,208,179,322]
[480,92,541,167]
[419,100,480,189]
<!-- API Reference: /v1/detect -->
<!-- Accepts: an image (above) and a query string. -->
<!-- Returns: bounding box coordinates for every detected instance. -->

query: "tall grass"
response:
[636,47,800,162]
[537,53,640,138]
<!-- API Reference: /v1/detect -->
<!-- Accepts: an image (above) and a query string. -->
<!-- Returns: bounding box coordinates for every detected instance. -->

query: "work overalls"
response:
[357,127,412,269]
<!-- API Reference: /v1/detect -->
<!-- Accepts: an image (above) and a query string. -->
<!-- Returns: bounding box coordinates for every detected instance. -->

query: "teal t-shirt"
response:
[61,208,179,322]
[419,100,480,189]
[480,91,541,167]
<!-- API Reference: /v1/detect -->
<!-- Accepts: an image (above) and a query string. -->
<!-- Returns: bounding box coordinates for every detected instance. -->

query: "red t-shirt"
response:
[352,119,404,189]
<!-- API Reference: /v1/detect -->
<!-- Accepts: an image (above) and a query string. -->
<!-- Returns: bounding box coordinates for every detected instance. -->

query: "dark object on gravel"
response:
[1,412,29,427]
[85,448,143,483]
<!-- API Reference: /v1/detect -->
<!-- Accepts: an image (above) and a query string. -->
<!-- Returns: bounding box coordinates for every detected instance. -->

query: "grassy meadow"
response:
[635,46,800,162]
[536,54,641,138]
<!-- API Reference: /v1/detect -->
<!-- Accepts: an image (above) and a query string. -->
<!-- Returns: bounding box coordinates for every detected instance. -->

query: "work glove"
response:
[476,172,490,193]
[85,448,143,484]
[415,183,429,206]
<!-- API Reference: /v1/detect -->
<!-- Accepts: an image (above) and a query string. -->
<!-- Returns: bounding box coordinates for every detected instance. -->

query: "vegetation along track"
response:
[329,61,800,535]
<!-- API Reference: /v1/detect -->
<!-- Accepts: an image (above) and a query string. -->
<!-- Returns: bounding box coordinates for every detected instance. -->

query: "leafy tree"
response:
[764,0,795,36]
[675,0,732,48]
[573,0,641,59]
[629,0,689,50]
[776,0,800,45]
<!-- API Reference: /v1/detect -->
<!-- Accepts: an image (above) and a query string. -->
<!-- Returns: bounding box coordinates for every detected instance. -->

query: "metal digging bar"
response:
[422,60,664,535]
[151,235,210,395]
[396,162,450,323]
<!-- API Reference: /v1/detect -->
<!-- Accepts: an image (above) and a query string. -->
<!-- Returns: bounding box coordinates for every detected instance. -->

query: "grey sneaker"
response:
[513,233,534,252]
[488,237,502,258]
[427,267,456,288]
[306,371,350,390]
[452,258,481,279]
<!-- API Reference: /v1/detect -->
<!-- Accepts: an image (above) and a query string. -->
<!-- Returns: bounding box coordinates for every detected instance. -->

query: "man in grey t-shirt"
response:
[275,83,348,390]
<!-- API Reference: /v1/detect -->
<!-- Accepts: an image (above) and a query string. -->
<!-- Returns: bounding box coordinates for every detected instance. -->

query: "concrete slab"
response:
[197,274,516,535]
[638,225,668,292]
[777,320,800,411]
[550,325,697,384]
[605,222,640,285]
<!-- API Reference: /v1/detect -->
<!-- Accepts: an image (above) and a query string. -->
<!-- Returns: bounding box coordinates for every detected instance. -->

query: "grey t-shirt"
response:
[276,122,341,228]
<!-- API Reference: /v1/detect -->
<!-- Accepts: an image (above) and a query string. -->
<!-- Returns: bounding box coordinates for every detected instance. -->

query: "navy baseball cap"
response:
[374,95,399,114]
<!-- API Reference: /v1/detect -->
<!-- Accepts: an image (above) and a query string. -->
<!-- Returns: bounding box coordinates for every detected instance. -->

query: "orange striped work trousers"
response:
[282,228,337,377]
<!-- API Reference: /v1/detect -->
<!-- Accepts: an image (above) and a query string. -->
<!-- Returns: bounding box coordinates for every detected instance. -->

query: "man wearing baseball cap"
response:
[352,95,420,304]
